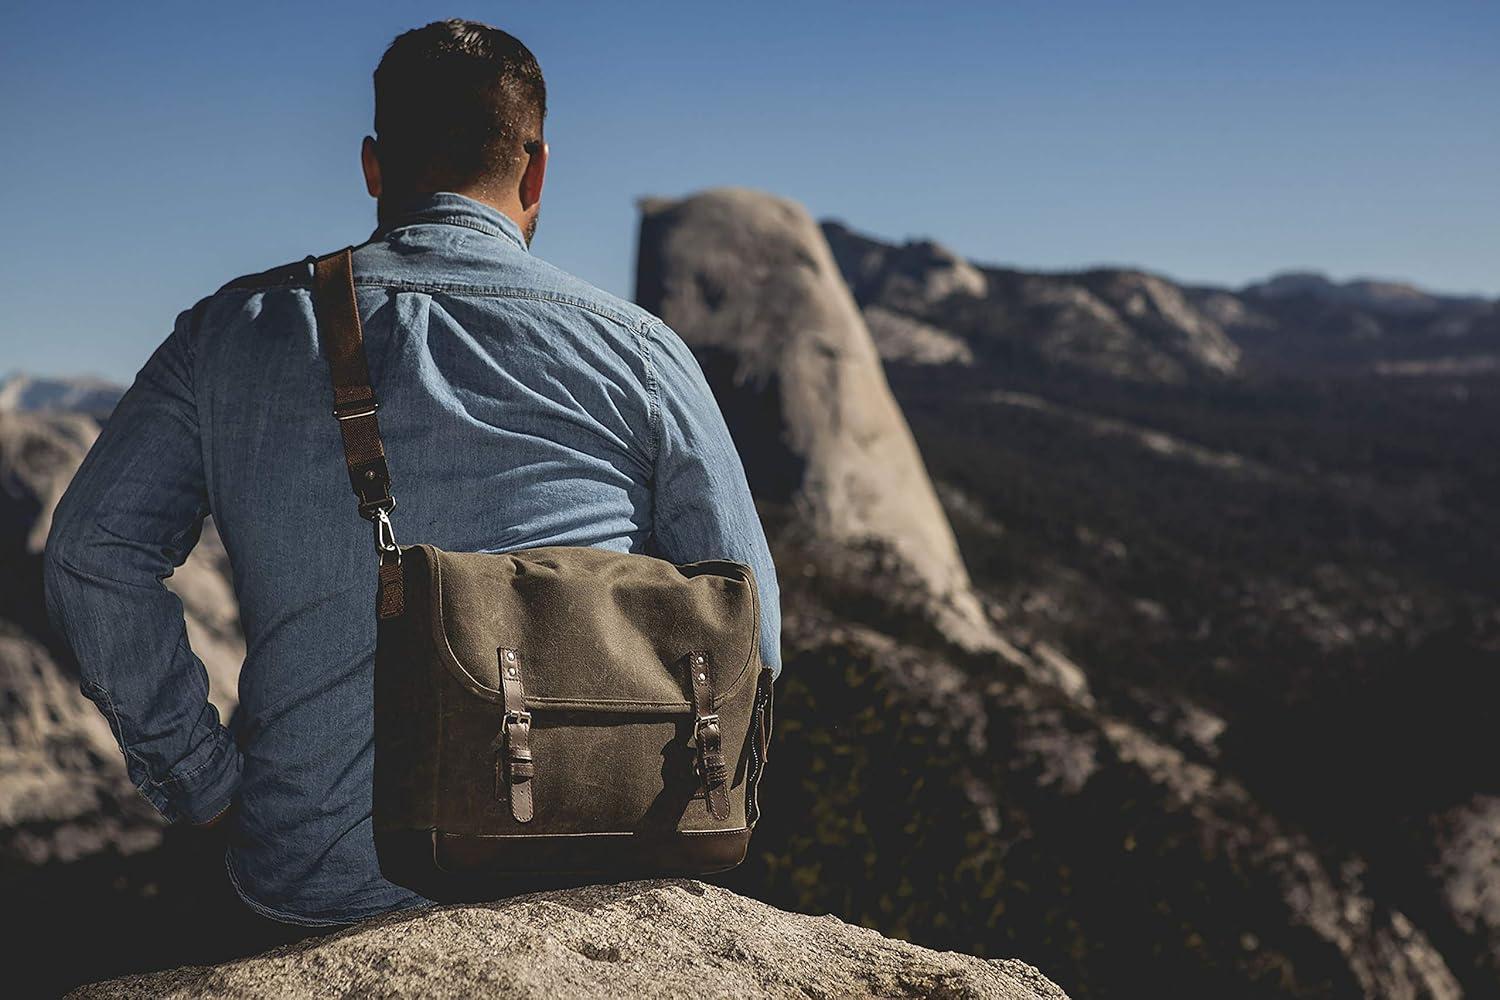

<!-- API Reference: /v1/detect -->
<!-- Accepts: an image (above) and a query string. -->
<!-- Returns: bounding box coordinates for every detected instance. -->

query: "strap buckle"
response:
[333,399,379,421]
[505,709,533,727]
[694,713,720,739]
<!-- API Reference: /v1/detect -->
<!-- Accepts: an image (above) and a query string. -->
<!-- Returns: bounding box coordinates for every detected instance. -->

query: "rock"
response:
[166,517,245,723]
[0,409,97,561]
[67,879,1070,1000]
[734,566,1462,1000]
[863,305,976,366]
[824,221,988,310]
[636,188,1008,659]
[820,223,1241,382]
[0,410,243,867]
[0,372,124,419]
[0,632,161,866]
[1429,795,1500,982]
[1205,273,1500,373]
[1076,271,1241,375]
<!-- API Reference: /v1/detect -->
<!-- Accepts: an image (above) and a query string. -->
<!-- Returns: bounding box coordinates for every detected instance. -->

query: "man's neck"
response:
[377,187,526,236]
[451,185,527,234]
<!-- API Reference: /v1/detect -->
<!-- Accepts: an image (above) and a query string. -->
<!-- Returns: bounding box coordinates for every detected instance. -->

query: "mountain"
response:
[817,220,1500,996]
[1214,271,1500,374]
[822,222,1500,381]
[0,373,125,419]
[641,190,1468,999]
[823,221,1243,382]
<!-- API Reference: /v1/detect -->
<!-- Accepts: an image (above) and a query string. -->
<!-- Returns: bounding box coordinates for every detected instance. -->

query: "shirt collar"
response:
[370,191,529,252]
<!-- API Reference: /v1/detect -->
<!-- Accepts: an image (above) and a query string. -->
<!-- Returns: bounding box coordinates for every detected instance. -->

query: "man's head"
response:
[364,20,548,243]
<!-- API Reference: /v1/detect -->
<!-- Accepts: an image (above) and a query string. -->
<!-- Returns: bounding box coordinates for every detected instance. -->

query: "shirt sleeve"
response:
[42,305,243,824]
[645,321,783,678]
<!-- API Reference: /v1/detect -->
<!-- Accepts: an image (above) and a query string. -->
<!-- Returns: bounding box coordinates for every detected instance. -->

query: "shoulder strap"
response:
[309,247,405,617]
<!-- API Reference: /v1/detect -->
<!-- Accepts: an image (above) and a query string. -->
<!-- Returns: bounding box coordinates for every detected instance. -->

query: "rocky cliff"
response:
[70,880,1068,1000]
[815,213,1500,998]
[636,188,1072,693]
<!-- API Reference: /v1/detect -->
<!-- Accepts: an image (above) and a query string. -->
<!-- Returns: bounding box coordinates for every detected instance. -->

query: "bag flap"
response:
[413,544,760,713]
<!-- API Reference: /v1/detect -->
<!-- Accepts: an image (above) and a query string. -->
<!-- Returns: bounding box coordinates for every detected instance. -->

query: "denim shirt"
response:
[42,192,782,925]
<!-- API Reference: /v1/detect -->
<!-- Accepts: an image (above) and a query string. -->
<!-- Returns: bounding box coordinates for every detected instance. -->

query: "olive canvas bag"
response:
[309,247,774,898]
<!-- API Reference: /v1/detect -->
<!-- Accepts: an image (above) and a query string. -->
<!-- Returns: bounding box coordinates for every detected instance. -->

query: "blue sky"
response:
[2,1,1496,382]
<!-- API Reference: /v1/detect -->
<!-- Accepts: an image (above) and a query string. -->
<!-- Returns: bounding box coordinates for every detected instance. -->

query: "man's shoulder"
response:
[485,252,664,336]
[199,244,671,339]
[214,257,312,295]
[172,256,313,338]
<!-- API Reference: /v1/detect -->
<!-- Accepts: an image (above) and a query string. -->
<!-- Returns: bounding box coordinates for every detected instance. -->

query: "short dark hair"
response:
[372,20,546,197]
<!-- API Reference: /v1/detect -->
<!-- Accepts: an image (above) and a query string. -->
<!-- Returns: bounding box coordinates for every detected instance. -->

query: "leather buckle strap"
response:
[688,651,730,820]
[310,249,402,537]
[495,647,534,823]
[310,247,406,619]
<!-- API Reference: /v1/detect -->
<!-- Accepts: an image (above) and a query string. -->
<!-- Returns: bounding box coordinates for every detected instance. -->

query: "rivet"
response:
[693,654,705,664]
[507,666,517,677]
[364,469,376,480]
[698,671,707,681]
[505,650,516,661]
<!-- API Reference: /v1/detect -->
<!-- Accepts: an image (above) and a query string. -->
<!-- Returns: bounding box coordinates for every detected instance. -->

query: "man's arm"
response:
[43,306,242,824]
[645,321,782,678]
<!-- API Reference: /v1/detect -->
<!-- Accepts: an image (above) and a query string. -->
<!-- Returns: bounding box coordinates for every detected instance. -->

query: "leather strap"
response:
[496,646,535,823]
[309,247,404,618]
[689,650,730,820]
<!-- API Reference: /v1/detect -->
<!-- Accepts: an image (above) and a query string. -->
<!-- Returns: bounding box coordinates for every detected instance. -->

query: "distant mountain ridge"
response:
[0,373,124,418]
[822,221,1500,380]
[1241,270,1491,313]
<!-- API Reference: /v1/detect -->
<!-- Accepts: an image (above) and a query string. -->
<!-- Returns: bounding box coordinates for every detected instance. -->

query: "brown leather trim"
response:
[434,827,750,874]
[312,248,397,518]
[690,650,731,821]
[376,828,751,901]
[497,646,534,823]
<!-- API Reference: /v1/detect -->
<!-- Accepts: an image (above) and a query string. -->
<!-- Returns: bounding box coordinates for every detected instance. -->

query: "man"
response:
[43,19,781,929]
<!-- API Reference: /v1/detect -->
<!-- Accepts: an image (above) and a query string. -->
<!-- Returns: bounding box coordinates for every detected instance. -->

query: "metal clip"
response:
[373,507,400,565]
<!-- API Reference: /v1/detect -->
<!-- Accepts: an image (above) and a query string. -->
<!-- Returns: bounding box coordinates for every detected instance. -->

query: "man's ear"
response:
[361,136,382,199]
[519,140,547,210]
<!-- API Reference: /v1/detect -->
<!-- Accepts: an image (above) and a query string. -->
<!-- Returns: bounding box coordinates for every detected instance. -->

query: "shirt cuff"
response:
[137,723,244,825]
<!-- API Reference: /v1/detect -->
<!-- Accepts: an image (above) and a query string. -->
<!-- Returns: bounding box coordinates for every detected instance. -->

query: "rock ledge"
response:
[69,879,1068,1000]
